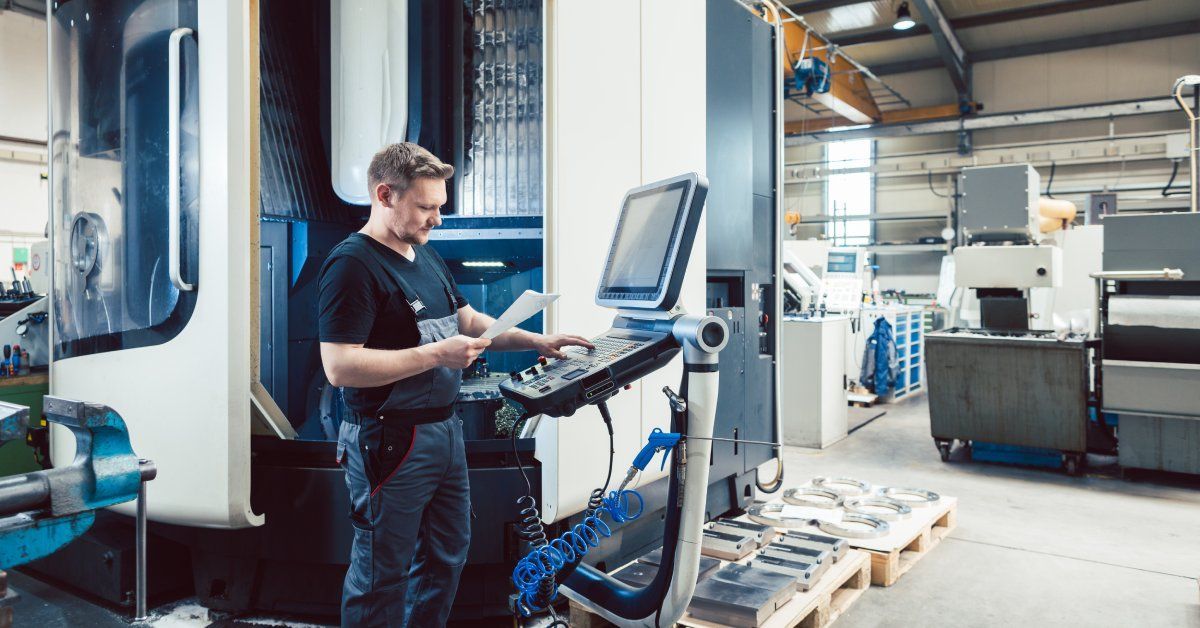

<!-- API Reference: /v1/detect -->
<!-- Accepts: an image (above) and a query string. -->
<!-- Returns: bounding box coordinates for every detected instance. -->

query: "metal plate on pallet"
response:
[750,554,821,591]
[688,577,792,628]
[710,563,797,598]
[702,529,754,561]
[638,548,721,581]
[710,518,776,545]
[777,531,848,562]
[760,544,832,573]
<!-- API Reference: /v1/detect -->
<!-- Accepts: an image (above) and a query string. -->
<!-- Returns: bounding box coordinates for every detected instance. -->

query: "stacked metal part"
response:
[461,0,543,217]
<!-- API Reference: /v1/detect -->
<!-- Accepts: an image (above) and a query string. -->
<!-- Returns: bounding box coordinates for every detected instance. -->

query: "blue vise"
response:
[0,396,154,570]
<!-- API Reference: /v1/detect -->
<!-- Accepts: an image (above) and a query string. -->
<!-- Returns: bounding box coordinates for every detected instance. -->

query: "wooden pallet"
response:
[846,392,877,408]
[680,550,871,628]
[569,550,871,628]
[843,496,957,587]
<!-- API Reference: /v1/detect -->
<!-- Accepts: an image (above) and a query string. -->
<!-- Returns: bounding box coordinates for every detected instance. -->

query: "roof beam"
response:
[784,101,977,134]
[909,0,969,99]
[872,19,1200,75]
[829,0,1145,48]
[784,0,873,15]
[787,97,1178,142]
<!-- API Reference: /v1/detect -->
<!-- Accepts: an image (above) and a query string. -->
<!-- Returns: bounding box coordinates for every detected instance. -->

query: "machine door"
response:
[49,0,259,528]
[52,0,200,357]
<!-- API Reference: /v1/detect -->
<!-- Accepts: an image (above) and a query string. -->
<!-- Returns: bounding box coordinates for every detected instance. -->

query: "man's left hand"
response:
[533,333,595,359]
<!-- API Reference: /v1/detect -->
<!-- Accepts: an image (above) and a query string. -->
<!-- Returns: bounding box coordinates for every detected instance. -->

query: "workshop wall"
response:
[785,31,1200,296]
[0,11,49,274]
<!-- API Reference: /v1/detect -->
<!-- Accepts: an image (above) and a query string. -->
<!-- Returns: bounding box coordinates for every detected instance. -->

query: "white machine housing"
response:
[781,316,848,448]
[46,0,707,534]
[330,0,409,205]
[781,248,824,311]
[954,245,1062,289]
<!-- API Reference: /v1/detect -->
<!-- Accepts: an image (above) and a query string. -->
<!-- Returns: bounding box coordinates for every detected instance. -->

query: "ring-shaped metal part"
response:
[745,503,814,529]
[878,486,941,507]
[843,496,912,521]
[811,476,871,496]
[816,513,890,539]
[782,487,844,509]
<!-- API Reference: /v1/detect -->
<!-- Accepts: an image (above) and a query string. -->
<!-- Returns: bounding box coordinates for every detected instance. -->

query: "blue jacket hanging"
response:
[860,317,897,396]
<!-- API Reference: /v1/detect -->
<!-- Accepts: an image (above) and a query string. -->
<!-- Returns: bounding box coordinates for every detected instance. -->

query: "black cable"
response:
[512,412,533,495]
[927,170,949,198]
[1162,160,1190,196]
[1045,162,1056,198]
[596,402,616,496]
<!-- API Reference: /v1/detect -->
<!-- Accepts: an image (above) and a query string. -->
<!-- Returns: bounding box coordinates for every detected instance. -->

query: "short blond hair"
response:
[367,142,454,198]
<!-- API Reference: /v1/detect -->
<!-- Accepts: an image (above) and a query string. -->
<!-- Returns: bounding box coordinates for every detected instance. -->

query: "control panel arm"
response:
[559,314,727,627]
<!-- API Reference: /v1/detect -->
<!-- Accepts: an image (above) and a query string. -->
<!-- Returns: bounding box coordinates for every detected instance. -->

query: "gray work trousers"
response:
[337,415,471,627]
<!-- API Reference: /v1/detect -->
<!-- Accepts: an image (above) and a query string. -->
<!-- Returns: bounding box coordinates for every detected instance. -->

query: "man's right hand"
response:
[430,335,492,369]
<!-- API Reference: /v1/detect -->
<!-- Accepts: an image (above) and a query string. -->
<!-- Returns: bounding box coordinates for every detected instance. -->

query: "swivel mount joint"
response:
[671,314,729,365]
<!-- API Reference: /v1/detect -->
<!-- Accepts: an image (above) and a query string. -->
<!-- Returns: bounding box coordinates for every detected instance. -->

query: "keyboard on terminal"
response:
[499,328,681,417]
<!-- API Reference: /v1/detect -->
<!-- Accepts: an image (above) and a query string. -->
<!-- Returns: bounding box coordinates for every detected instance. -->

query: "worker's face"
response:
[376,178,447,245]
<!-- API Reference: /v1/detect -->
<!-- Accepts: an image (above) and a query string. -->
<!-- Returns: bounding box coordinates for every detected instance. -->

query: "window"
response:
[825,139,873,246]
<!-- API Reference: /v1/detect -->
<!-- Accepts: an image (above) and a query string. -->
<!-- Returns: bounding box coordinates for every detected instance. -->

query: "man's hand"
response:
[532,333,595,359]
[429,335,492,369]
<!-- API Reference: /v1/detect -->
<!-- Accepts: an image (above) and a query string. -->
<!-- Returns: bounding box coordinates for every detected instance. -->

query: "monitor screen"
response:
[826,251,858,274]
[602,184,686,290]
[596,174,707,310]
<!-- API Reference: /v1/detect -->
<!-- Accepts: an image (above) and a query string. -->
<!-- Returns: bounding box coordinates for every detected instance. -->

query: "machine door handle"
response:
[168,27,195,292]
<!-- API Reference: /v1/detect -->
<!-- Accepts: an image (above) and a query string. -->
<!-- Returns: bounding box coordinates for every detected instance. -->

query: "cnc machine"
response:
[39,0,780,618]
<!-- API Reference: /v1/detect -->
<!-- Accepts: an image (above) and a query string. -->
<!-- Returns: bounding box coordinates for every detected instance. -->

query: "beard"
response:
[400,226,431,245]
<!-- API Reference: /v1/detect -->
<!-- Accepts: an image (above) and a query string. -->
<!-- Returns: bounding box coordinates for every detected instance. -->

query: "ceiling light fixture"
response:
[462,260,508,268]
[893,1,916,31]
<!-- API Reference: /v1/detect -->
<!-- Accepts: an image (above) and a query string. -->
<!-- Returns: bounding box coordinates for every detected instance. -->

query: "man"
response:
[318,142,592,627]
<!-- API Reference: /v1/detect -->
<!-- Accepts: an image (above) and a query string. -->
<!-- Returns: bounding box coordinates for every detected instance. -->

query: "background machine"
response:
[926,164,1107,473]
[37,0,779,620]
[1099,213,1200,475]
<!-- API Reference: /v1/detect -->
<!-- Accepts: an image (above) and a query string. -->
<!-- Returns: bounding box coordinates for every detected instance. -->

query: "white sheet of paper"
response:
[780,505,843,523]
[482,290,559,340]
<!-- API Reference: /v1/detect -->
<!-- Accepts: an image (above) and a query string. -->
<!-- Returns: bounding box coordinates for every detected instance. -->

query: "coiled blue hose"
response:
[512,488,644,616]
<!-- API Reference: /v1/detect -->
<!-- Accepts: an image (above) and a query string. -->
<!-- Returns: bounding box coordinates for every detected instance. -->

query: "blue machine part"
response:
[792,57,831,97]
[0,397,151,570]
[971,442,1064,470]
[509,426,682,616]
[0,511,96,570]
[511,489,644,616]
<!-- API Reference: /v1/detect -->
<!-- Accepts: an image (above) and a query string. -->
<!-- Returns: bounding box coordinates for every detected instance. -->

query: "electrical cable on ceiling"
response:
[1163,160,1190,196]
[1045,162,1057,198]
[927,170,950,198]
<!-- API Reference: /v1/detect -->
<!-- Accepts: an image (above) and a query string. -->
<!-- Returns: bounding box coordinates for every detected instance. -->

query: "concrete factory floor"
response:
[772,397,1200,628]
[8,396,1200,627]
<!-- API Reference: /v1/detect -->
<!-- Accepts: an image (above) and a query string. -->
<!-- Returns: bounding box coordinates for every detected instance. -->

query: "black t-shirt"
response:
[318,233,468,413]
